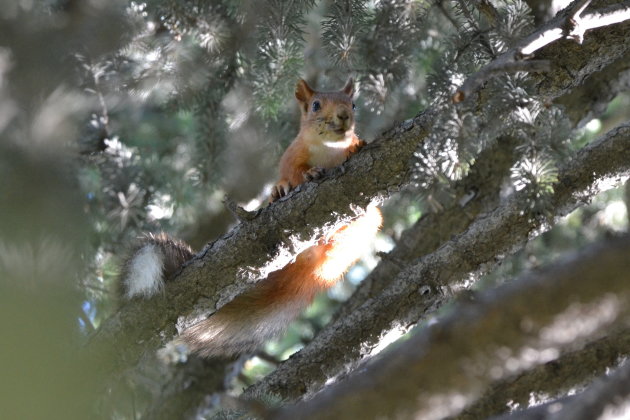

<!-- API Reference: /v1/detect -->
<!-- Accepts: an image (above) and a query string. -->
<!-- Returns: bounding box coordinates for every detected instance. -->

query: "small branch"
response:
[454,0,630,103]
[254,351,281,366]
[452,60,551,103]
[223,196,260,222]
[435,0,459,31]
[456,0,496,58]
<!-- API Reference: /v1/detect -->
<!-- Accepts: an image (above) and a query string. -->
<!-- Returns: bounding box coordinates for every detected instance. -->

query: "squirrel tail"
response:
[176,205,382,358]
[121,206,381,358]
[120,233,194,299]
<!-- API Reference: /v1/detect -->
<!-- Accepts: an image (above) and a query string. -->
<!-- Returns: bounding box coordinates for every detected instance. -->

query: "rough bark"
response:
[491,359,630,420]
[332,135,520,322]
[90,2,630,417]
[455,328,630,419]
[273,234,630,420]
[243,0,630,401]
[248,121,630,401]
[556,50,630,127]
[454,1,630,103]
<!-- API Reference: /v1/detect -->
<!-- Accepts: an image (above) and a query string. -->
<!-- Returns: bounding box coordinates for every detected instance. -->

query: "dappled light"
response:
[2,0,630,419]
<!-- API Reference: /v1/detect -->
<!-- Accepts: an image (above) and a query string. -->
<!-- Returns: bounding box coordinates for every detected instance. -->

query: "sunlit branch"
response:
[273,235,630,420]
[493,358,630,420]
[454,0,630,103]
[247,122,630,401]
[457,328,630,419]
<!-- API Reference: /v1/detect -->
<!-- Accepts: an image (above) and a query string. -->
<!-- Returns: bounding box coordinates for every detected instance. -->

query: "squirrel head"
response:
[295,78,356,141]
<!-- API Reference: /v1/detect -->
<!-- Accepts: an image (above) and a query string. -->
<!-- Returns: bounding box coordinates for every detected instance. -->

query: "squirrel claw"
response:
[304,167,325,182]
[270,182,292,202]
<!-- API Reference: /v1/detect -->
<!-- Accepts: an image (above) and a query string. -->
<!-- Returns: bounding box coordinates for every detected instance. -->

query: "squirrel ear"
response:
[295,79,315,104]
[342,77,354,97]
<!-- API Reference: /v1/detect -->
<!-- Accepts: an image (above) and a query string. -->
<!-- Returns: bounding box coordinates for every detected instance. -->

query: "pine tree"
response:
[1,0,630,418]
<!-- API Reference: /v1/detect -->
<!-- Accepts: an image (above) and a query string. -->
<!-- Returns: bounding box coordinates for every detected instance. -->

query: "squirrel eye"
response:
[352,102,356,111]
[312,100,321,112]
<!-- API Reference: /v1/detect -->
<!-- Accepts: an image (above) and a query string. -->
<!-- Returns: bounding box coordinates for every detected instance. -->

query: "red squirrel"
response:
[121,78,382,358]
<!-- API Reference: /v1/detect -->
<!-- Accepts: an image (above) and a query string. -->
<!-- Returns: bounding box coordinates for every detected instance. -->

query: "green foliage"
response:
[1,0,629,418]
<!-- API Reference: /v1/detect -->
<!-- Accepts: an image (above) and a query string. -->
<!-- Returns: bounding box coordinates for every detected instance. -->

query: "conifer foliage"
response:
[1,0,629,419]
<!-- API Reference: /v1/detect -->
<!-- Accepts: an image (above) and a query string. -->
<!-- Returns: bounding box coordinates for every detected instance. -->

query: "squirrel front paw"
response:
[270,181,293,202]
[304,167,326,182]
[347,140,367,156]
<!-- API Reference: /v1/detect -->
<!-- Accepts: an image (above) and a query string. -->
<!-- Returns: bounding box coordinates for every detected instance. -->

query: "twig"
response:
[255,351,281,366]
[452,60,551,103]
[435,0,460,31]
[223,196,259,221]
[566,1,630,44]
[454,0,630,103]
[456,0,496,58]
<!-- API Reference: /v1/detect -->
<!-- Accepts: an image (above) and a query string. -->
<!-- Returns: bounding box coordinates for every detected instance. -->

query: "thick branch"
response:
[556,50,630,127]
[492,359,630,420]
[273,234,630,420]
[456,328,630,419]
[249,122,630,400]
[333,135,520,321]
[548,360,630,420]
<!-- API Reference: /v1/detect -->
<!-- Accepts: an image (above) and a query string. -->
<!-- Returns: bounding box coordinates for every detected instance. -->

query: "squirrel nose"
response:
[337,110,349,121]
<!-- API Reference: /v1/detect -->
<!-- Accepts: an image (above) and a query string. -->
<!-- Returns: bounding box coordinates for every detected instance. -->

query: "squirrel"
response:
[121,78,382,358]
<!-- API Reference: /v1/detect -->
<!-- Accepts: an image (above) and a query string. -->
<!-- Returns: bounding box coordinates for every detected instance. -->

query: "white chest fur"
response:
[307,139,351,168]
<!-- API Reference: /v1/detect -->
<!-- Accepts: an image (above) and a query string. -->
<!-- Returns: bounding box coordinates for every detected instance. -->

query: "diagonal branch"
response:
[273,234,630,420]
[491,358,630,420]
[248,121,630,400]
[88,108,437,368]
[332,135,520,322]
[453,0,630,103]
[456,328,630,419]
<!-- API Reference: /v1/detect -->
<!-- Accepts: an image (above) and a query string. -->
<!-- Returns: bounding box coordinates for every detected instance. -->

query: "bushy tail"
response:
[121,207,381,357]
[176,205,382,358]
[120,233,194,299]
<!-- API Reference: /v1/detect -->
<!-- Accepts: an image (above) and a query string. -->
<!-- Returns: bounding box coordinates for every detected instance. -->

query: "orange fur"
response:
[178,78,381,358]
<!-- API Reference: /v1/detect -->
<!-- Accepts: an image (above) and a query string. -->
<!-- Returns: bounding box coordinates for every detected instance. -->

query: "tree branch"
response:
[248,121,630,400]
[492,358,630,420]
[456,328,630,419]
[556,50,630,127]
[333,135,520,322]
[453,0,630,103]
[272,234,630,420]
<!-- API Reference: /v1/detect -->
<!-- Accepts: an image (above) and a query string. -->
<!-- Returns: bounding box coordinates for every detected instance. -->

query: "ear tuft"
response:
[342,77,354,97]
[295,79,315,103]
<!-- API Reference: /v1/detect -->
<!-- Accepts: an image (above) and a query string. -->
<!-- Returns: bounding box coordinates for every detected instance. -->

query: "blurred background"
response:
[0,0,628,418]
